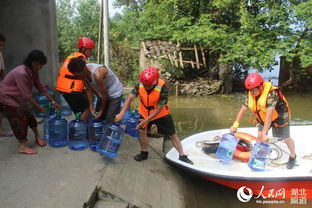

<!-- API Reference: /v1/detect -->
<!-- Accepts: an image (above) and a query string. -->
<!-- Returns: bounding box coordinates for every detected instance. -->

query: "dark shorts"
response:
[97,96,122,124]
[141,114,176,136]
[0,103,37,141]
[61,92,89,114]
[258,123,290,139]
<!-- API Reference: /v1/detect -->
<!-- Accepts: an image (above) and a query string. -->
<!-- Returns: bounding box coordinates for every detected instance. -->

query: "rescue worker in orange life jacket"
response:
[55,37,95,121]
[114,67,193,165]
[230,73,296,169]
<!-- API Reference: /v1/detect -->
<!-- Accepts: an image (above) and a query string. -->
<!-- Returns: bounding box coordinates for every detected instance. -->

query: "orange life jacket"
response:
[138,78,170,121]
[247,82,291,127]
[56,52,86,93]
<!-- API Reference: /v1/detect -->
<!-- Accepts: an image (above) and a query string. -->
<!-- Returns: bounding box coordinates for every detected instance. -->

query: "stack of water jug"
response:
[216,133,272,171]
[39,94,131,158]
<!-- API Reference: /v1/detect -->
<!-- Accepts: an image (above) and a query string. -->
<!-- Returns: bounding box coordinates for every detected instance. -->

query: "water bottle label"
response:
[252,159,266,170]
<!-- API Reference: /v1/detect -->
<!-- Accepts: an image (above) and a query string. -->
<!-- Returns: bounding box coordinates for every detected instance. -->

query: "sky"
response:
[109,0,123,17]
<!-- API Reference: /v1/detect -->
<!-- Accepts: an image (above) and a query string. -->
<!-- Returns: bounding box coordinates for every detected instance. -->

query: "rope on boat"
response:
[268,138,312,167]
[195,136,221,148]
[268,141,289,167]
[303,153,312,160]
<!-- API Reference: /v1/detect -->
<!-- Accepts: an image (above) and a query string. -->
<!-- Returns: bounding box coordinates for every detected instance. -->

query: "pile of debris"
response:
[164,72,223,96]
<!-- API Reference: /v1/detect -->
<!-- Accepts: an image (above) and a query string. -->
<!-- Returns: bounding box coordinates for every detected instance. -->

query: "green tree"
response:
[114,0,312,90]
[56,0,100,61]
[56,0,76,60]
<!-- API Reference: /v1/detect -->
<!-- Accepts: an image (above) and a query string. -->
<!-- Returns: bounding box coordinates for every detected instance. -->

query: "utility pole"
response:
[103,0,110,67]
[97,0,103,64]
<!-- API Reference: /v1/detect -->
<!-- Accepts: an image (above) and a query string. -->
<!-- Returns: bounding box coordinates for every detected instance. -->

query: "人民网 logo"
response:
[237,186,253,202]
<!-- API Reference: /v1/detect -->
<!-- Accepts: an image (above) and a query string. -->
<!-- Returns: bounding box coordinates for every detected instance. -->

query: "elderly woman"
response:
[0,50,60,154]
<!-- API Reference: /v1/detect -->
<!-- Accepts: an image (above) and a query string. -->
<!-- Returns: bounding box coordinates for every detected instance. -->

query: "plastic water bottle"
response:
[88,118,106,151]
[216,133,239,162]
[68,113,88,150]
[132,108,140,119]
[120,96,131,131]
[48,111,68,147]
[97,124,125,158]
[58,95,72,116]
[93,95,99,111]
[248,142,272,171]
[43,106,55,141]
[125,117,139,139]
[34,90,54,117]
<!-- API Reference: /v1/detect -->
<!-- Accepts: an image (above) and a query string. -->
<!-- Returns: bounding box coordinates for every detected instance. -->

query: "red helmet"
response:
[244,73,264,90]
[139,67,159,85]
[77,37,95,49]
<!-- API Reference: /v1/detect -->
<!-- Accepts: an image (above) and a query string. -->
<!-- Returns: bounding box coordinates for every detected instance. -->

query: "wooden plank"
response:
[182,60,203,66]
[180,47,209,50]
[180,47,199,50]
[173,51,179,67]
[177,41,184,68]
[200,45,206,67]
[167,53,174,65]
[194,44,200,69]
[142,41,147,54]
[190,60,194,68]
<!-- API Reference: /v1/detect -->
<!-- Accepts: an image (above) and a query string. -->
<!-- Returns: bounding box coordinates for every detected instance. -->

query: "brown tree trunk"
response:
[278,56,291,88]
[279,56,300,89]
[219,61,233,93]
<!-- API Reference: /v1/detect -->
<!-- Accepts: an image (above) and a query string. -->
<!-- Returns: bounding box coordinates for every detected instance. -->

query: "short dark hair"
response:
[0,33,6,42]
[23,50,47,68]
[67,57,86,74]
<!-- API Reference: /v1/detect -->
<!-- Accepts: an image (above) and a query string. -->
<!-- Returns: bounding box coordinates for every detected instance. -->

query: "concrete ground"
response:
[0,116,187,208]
[2,117,309,208]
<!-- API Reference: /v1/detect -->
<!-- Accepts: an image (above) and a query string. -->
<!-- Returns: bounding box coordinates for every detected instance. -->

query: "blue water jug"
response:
[88,118,106,151]
[216,133,239,162]
[120,96,131,130]
[68,113,88,150]
[34,90,54,117]
[43,107,55,141]
[248,142,272,171]
[132,108,140,119]
[58,95,72,116]
[48,111,68,147]
[93,95,99,111]
[125,117,139,139]
[97,124,125,158]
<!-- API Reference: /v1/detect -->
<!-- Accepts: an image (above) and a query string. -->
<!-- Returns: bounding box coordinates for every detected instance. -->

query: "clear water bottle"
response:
[216,133,239,162]
[125,117,139,139]
[48,111,68,147]
[97,124,125,158]
[58,94,72,116]
[43,106,55,141]
[68,113,88,150]
[248,142,272,171]
[88,118,106,151]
